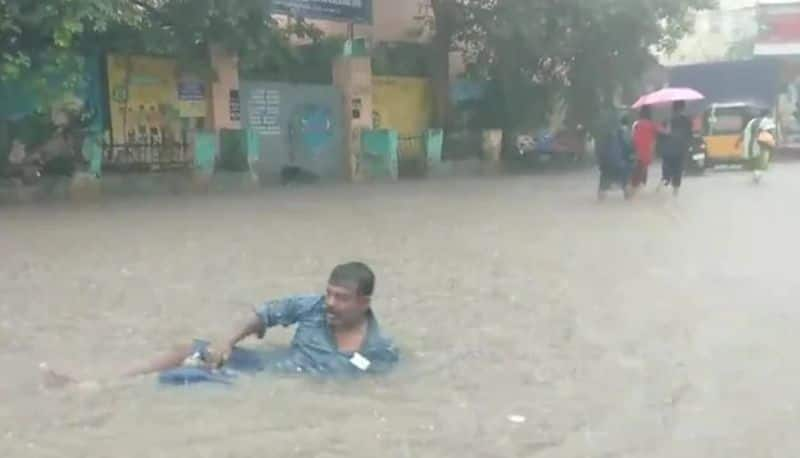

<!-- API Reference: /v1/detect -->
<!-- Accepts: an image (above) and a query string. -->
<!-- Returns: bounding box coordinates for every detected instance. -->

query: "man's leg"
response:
[121,342,199,377]
[660,157,671,189]
[642,165,649,187]
[753,156,762,183]
[635,162,649,194]
[671,158,684,196]
[598,169,611,201]
[41,341,209,388]
[753,150,770,183]
[620,165,633,199]
[630,163,641,192]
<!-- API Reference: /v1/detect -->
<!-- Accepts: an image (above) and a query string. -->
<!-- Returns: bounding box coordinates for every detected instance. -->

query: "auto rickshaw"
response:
[703,102,760,165]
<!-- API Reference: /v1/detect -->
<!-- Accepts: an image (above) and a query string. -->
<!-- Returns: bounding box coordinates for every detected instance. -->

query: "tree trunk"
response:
[0,119,10,170]
[430,0,455,129]
[497,45,517,159]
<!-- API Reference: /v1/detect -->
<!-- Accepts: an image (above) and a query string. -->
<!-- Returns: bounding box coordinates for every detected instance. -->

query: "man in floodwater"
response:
[44,262,399,386]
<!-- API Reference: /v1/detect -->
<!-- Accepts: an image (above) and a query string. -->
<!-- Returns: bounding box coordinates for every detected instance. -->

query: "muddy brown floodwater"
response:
[2,165,800,457]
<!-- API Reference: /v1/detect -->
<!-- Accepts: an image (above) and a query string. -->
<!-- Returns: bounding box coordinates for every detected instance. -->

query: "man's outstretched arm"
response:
[218,295,319,364]
[216,314,267,364]
[40,297,317,386]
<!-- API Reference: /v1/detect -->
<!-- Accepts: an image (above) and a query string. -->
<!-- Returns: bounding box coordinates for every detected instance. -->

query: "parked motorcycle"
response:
[516,129,585,164]
[685,133,707,174]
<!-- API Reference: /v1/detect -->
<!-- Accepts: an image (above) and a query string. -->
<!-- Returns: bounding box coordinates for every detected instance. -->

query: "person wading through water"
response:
[737,109,777,184]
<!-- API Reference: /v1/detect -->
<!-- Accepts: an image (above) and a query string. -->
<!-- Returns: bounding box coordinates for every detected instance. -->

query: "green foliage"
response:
[0,0,315,106]
[0,0,136,102]
[105,0,319,79]
[240,36,345,84]
[727,36,756,61]
[453,0,716,139]
[372,42,429,77]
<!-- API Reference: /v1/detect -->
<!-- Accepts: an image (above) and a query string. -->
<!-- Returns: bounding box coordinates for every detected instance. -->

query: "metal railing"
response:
[397,135,426,178]
[103,140,191,172]
[398,135,424,159]
[443,130,483,161]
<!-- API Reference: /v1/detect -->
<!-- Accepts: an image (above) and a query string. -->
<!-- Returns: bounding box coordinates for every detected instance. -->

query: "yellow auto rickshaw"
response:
[703,102,760,165]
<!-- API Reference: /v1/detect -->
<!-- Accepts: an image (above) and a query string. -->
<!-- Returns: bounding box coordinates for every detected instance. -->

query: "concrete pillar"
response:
[209,45,241,131]
[192,131,218,192]
[333,56,373,182]
[481,129,503,174]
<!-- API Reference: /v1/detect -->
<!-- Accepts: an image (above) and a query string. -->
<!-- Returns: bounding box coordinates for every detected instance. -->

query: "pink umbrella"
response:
[631,87,704,109]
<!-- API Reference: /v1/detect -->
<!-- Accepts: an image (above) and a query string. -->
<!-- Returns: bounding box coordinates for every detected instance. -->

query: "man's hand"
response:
[212,314,266,369]
[206,341,235,369]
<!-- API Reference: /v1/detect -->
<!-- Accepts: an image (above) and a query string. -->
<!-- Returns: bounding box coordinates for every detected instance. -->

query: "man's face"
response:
[325,283,369,329]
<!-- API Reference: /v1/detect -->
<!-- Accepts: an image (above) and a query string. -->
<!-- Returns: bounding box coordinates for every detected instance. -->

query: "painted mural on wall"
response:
[240,81,344,179]
[106,54,207,166]
[289,104,334,161]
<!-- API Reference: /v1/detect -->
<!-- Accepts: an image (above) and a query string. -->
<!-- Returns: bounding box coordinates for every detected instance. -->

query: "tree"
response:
[456,0,716,150]
[0,0,312,160]
[242,36,346,84]
[0,0,315,96]
[0,1,139,92]
[428,0,463,129]
[0,1,142,161]
[83,0,318,78]
[727,36,756,61]
[561,0,716,137]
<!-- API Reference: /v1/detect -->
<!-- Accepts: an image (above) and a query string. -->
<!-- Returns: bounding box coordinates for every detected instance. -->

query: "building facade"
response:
[660,0,759,66]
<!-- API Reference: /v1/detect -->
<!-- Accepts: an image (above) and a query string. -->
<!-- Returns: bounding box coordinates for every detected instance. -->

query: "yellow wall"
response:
[107,54,213,147]
[107,55,182,145]
[372,76,433,141]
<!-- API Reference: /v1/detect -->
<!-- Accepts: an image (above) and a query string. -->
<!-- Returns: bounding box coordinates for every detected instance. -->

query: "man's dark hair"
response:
[640,106,652,119]
[329,262,375,296]
[673,100,686,112]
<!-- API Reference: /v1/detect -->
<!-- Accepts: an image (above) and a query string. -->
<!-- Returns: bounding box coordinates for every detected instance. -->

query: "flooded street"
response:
[2,164,800,457]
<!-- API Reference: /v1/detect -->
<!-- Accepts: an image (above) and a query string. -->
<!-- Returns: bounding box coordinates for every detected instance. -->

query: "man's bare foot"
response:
[39,362,77,389]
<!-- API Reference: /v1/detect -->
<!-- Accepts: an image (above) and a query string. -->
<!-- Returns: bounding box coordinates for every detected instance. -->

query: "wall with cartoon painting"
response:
[106,54,208,167]
[239,81,344,180]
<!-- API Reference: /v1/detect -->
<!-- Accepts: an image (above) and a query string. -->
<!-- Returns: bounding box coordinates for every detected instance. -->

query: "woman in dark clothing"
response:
[661,101,692,195]
[597,113,634,200]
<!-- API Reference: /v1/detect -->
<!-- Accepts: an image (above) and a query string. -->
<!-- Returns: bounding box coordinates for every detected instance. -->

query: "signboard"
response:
[273,0,372,24]
[178,81,205,101]
[177,80,207,118]
[246,87,282,136]
[754,2,800,55]
[229,89,241,122]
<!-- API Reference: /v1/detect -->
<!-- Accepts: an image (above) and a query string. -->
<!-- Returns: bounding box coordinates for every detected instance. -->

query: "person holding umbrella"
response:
[660,100,693,195]
[631,88,704,196]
